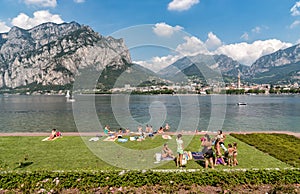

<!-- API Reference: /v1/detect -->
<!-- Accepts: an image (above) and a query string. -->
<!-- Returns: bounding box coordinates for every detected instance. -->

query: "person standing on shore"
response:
[233,142,238,166]
[201,134,214,169]
[216,130,227,152]
[176,134,184,167]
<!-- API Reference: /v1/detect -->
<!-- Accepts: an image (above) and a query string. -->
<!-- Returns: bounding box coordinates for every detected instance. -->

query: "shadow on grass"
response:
[195,160,205,168]
[15,161,33,169]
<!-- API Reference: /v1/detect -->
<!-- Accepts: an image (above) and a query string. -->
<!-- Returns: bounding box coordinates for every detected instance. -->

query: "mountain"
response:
[158,54,249,83]
[246,44,300,84]
[0,22,140,91]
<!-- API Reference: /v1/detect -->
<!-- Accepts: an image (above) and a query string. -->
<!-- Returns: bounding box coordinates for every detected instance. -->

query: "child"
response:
[227,143,234,166]
[176,134,184,167]
[233,142,238,166]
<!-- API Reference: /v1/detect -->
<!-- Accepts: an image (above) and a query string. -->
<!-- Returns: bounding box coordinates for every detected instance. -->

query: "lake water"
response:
[0,94,299,133]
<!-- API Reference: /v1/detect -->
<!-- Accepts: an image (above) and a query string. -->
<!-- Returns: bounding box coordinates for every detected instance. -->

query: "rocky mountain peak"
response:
[0,21,131,89]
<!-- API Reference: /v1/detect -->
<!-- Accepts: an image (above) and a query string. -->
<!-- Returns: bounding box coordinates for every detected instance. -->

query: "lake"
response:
[0,94,299,133]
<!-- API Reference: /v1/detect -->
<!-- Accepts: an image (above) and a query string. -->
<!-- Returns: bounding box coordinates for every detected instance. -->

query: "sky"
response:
[0,0,300,71]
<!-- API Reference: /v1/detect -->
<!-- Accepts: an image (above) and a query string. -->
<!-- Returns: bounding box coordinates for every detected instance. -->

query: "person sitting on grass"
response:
[164,123,170,131]
[104,125,114,136]
[161,143,175,159]
[157,127,164,134]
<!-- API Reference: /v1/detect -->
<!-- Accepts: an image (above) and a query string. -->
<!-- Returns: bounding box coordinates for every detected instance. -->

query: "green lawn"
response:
[0,134,292,171]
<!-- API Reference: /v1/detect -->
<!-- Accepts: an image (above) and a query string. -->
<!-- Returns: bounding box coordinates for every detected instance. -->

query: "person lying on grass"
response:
[42,128,62,141]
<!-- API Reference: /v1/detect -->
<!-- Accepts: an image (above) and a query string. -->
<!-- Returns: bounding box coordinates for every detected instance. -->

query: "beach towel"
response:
[130,136,136,141]
[117,138,128,143]
[191,152,204,160]
[154,153,162,164]
[89,137,100,142]
[103,136,117,142]
[161,157,174,161]
[42,136,62,141]
[162,135,172,139]
[182,157,187,165]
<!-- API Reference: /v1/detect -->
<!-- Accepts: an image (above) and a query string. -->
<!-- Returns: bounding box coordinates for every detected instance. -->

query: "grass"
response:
[0,134,292,171]
[231,133,300,167]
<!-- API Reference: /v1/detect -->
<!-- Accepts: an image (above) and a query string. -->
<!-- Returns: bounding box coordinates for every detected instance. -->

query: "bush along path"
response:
[0,169,299,193]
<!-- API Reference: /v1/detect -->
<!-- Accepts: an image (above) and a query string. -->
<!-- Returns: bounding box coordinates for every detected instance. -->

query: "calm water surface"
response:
[0,94,299,133]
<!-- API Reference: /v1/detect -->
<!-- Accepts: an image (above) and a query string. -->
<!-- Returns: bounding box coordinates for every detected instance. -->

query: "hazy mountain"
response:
[246,44,300,84]
[158,54,249,83]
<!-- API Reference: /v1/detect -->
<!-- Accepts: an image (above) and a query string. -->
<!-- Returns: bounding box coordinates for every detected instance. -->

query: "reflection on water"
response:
[0,94,299,133]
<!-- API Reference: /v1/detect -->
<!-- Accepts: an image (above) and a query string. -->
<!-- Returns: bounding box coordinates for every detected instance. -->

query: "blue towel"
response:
[191,152,204,160]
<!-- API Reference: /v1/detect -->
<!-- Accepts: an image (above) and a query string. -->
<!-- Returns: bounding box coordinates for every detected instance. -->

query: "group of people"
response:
[103,123,171,137]
[200,130,238,169]
[169,130,238,169]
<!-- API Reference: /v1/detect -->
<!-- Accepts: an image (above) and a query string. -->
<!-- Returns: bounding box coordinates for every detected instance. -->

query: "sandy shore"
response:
[0,131,299,138]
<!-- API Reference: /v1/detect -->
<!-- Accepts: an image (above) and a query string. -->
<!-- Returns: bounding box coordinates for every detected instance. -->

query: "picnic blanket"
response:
[191,152,204,160]
[162,135,172,139]
[41,136,62,141]
[103,136,117,142]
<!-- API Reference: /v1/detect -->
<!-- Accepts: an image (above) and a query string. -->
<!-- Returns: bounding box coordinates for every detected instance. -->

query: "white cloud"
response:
[152,22,183,37]
[23,0,57,7]
[205,32,222,51]
[168,0,200,11]
[290,20,300,29]
[291,1,300,16]
[240,32,249,41]
[134,34,293,72]
[0,21,10,33]
[176,36,208,56]
[251,26,261,34]
[215,39,292,65]
[74,0,85,3]
[134,55,182,72]
[11,10,64,29]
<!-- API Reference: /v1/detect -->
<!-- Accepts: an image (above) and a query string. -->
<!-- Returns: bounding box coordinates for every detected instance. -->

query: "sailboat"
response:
[65,90,75,102]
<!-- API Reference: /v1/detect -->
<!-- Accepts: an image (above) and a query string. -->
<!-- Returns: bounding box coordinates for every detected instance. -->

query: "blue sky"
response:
[0,0,300,71]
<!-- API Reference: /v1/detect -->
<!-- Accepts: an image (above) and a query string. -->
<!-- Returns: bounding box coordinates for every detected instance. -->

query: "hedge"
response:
[0,169,299,192]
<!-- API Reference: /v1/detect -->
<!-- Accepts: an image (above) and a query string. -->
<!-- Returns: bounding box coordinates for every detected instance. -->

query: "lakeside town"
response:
[108,74,300,95]
[2,74,300,96]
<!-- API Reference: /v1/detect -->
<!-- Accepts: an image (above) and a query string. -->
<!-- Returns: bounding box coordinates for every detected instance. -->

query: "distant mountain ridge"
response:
[245,44,300,84]
[1,21,300,91]
[158,54,250,83]
[158,44,300,85]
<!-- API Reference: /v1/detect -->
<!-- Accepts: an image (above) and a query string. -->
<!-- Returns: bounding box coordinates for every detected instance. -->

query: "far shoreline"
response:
[0,130,299,138]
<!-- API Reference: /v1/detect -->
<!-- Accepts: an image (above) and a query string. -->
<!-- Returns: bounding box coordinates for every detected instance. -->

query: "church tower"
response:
[237,71,241,89]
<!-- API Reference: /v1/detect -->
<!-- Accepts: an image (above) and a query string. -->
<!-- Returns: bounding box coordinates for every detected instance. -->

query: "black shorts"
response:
[203,149,214,158]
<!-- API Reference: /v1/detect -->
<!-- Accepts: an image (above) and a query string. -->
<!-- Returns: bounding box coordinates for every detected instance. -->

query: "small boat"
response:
[65,90,71,98]
[65,90,75,102]
[237,102,247,106]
